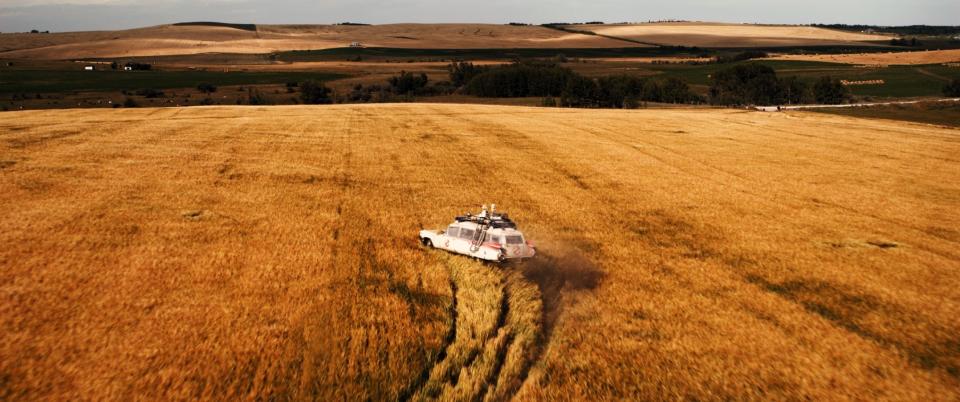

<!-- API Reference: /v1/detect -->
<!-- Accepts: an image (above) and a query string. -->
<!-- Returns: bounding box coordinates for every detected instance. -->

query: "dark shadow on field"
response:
[517,249,604,346]
[746,274,960,379]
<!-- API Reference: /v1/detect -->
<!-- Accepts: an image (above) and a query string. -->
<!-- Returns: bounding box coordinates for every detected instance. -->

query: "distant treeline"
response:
[715,50,769,64]
[454,61,701,107]
[109,62,152,71]
[709,64,850,106]
[543,22,606,26]
[301,61,855,108]
[813,24,960,37]
[945,79,960,97]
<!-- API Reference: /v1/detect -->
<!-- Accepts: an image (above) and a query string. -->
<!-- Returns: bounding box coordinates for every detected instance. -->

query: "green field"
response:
[0,70,348,94]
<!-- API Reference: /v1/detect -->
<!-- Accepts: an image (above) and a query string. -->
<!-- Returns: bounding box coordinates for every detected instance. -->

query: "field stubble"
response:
[1,104,959,400]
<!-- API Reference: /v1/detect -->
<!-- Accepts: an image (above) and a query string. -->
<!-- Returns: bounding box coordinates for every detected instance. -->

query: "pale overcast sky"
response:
[0,0,957,33]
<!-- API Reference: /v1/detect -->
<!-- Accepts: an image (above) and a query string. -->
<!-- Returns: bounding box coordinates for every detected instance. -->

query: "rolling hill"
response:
[564,22,891,47]
[0,23,646,59]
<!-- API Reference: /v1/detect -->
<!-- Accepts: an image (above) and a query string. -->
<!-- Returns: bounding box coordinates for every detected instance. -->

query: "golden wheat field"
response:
[768,49,960,66]
[569,22,889,47]
[0,23,640,60]
[1,104,959,400]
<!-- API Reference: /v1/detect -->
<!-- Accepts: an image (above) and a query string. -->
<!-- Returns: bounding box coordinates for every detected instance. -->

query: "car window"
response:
[446,226,459,237]
[505,235,524,245]
[459,228,475,240]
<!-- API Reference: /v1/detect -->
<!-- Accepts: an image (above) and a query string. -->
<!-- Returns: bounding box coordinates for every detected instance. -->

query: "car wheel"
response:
[421,238,433,247]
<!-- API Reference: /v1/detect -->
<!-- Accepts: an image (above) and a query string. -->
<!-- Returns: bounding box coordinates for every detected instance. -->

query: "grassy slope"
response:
[809,101,960,127]
[1,104,959,400]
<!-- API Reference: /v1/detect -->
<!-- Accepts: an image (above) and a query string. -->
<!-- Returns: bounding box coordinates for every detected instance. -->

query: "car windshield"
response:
[504,235,524,245]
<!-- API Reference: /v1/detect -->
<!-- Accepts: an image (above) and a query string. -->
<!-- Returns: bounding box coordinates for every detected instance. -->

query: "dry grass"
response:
[0,23,642,60]
[1,104,959,400]
[768,49,960,65]
[570,22,890,47]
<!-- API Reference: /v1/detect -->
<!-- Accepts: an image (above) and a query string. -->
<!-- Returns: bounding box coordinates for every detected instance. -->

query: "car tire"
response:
[421,238,433,247]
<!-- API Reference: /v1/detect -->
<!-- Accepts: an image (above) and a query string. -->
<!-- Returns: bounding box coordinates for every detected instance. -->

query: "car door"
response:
[454,226,476,254]
[440,225,460,251]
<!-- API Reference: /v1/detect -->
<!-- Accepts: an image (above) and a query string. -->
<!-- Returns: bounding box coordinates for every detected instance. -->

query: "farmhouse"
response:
[349,41,363,48]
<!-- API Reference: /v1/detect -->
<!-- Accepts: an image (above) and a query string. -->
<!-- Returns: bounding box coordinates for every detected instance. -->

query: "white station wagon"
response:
[419,205,536,263]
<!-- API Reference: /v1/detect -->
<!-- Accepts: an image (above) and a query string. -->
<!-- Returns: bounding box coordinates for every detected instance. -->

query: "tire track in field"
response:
[406,257,544,402]
[399,277,458,401]
[418,108,614,399]
[391,105,557,401]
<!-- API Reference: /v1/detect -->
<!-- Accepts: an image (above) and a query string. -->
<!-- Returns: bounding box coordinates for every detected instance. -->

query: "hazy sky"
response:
[0,0,957,33]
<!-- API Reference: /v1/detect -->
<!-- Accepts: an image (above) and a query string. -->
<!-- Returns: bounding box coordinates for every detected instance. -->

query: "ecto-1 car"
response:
[419,205,535,263]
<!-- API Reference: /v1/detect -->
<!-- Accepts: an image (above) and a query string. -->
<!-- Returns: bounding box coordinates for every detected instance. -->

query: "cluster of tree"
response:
[297,71,461,106]
[812,24,960,37]
[448,61,489,87]
[945,79,960,97]
[463,62,576,98]
[543,21,604,25]
[130,88,164,98]
[715,51,769,64]
[388,71,429,95]
[335,22,370,26]
[708,63,850,106]
[28,30,50,34]
[810,76,851,104]
[507,23,531,26]
[245,88,269,105]
[890,38,922,47]
[344,84,381,102]
[9,93,51,101]
[562,75,699,108]
[299,80,333,104]
[344,72,457,103]
[458,61,700,107]
[197,83,217,94]
[110,62,152,71]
